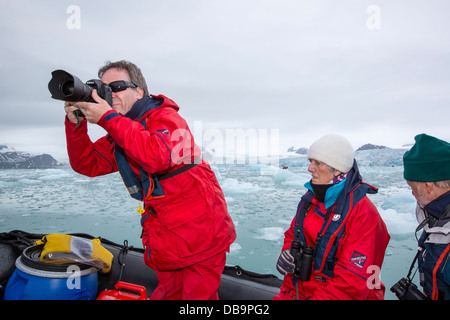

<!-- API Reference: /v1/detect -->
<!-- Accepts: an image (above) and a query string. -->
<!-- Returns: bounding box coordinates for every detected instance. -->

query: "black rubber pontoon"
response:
[0,230,282,300]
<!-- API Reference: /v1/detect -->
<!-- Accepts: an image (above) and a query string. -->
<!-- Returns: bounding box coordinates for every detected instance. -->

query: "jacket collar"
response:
[125,96,163,121]
[305,180,346,209]
[425,190,450,219]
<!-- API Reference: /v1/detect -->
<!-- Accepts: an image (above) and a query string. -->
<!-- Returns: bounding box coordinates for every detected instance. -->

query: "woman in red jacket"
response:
[64,60,236,300]
[274,134,390,300]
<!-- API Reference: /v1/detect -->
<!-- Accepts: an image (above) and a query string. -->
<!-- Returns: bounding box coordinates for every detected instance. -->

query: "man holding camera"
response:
[400,133,450,300]
[63,60,236,300]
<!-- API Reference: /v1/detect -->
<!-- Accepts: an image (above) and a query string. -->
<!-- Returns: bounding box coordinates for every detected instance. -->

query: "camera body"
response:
[390,278,427,300]
[290,239,314,281]
[48,70,113,113]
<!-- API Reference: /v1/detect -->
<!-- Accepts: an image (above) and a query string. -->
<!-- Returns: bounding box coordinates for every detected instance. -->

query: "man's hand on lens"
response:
[75,89,113,124]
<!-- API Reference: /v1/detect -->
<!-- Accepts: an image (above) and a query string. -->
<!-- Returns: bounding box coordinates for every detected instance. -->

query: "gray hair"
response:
[329,166,338,174]
[435,180,450,188]
[98,60,149,96]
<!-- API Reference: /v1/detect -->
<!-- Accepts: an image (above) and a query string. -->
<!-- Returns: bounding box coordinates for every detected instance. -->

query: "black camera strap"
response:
[405,215,435,282]
[156,162,198,181]
[406,245,424,282]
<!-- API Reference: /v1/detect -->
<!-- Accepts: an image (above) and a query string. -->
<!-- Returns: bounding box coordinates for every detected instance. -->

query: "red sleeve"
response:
[65,117,117,177]
[310,197,390,300]
[97,108,198,174]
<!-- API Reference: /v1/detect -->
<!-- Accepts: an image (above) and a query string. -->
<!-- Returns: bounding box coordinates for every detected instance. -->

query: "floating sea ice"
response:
[379,208,417,235]
[221,178,261,195]
[18,178,41,185]
[230,242,242,254]
[274,170,307,187]
[250,164,280,175]
[380,189,416,213]
[210,165,222,180]
[253,227,284,241]
[38,169,72,181]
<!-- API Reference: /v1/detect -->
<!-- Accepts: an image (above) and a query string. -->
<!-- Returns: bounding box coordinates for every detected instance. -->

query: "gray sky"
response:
[1,0,449,161]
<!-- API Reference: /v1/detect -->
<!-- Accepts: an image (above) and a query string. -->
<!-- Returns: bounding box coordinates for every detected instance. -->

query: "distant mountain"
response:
[281,146,405,167]
[287,143,390,154]
[356,144,389,151]
[0,145,62,169]
[287,146,308,155]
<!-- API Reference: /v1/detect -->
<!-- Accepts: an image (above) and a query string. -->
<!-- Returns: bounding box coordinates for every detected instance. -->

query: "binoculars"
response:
[390,277,427,300]
[290,239,314,281]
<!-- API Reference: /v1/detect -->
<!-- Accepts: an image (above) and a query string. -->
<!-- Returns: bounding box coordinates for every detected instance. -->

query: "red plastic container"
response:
[97,281,148,300]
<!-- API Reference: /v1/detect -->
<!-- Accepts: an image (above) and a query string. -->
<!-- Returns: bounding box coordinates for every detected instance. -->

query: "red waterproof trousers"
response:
[150,251,226,300]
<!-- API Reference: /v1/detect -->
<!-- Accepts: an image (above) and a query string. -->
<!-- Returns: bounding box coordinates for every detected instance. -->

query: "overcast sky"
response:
[0,0,449,161]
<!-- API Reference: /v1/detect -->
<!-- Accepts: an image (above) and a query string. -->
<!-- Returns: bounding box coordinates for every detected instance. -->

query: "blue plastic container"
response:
[4,245,98,300]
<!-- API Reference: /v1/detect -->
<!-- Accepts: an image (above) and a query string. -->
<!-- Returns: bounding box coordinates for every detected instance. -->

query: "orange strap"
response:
[432,243,450,300]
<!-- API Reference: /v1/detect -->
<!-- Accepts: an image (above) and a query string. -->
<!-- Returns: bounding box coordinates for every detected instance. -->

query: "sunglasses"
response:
[108,80,138,92]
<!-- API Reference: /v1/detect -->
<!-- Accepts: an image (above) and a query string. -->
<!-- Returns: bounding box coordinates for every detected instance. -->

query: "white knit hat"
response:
[307,134,354,173]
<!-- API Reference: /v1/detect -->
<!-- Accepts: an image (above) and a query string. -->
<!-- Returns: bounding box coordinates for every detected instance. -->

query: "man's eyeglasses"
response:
[108,80,138,93]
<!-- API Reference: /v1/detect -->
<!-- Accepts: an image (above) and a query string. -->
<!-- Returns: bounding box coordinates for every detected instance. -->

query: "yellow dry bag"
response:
[35,234,113,273]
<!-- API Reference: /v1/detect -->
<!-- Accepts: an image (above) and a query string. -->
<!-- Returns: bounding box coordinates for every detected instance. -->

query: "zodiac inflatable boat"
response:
[0,230,282,300]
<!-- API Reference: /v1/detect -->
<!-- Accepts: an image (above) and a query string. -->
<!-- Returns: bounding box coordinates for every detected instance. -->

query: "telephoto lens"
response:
[48,70,94,102]
[48,70,112,106]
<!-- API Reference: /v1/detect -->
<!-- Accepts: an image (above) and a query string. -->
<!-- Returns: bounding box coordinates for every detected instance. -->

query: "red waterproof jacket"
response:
[65,95,236,271]
[275,163,390,300]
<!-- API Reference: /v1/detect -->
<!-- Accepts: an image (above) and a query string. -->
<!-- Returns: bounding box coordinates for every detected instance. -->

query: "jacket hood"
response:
[334,159,377,214]
[126,95,180,122]
[417,192,450,244]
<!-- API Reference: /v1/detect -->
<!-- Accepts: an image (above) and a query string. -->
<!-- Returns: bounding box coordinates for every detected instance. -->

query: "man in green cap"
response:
[400,133,450,300]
